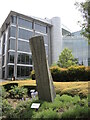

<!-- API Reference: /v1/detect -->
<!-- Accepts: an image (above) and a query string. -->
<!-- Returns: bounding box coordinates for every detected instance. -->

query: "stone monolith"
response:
[29,36,56,102]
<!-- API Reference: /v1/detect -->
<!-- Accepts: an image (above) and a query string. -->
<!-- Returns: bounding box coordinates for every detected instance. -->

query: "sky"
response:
[0,0,85,32]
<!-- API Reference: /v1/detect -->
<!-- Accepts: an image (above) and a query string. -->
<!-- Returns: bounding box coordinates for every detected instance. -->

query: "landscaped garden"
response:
[0,48,89,119]
[0,80,89,120]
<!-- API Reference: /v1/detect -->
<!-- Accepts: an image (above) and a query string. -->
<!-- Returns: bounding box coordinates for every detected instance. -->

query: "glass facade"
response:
[2,14,50,79]
[9,38,15,50]
[17,53,32,64]
[17,66,32,77]
[62,36,89,66]
[18,28,33,40]
[18,40,31,52]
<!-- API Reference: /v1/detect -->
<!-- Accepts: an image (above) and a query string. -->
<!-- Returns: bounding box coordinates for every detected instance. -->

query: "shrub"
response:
[68,66,86,81]
[50,66,68,82]
[9,86,28,99]
[0,86,8,98]
[2,99,14,117]
[30,70,35,80]
[61,105,89,119]
[3,83,18,91]
[11,100,34,119]
[32,108,60,119]
[50,65,89,82]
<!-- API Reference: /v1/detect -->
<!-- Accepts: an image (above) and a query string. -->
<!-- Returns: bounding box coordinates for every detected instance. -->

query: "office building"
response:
[0,11,89,79]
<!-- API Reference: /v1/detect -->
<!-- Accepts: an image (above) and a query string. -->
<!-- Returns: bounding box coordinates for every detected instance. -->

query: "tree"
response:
[57,48,77,68]
[75,0,90,43]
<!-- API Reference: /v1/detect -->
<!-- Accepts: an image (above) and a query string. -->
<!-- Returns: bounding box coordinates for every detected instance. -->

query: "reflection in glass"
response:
[17,66,32,77]
[9,38,15,50]
[8,65,14,77]
[35,23,47,34]
[17,53,32,65]
[9,26,16,37]
[18,28,33,40]
[9,52,15,63]
[18,18,32,29]
[18,40,30,52]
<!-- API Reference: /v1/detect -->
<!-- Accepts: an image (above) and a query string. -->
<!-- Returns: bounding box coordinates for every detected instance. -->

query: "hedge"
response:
[30,66,90,82]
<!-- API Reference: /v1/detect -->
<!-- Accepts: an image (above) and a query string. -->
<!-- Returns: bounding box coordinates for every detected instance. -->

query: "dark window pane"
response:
[35,23,47,34]
[8,65,14,78]
[18,28,33,40]
[29,55,32,65]
[18,40,31,52]
[10,26,16,37]
[17,53,21,64]
[2,55,5,66]
[21,66,25,76]
[9,52,14,63]
[21,53,25,64]
[17,66,21,77]
[26,54,29,64]
[18,18,32,29]
[17,53,32,65]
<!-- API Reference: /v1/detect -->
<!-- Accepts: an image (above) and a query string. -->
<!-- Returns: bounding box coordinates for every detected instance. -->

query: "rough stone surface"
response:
[29,36,56,102]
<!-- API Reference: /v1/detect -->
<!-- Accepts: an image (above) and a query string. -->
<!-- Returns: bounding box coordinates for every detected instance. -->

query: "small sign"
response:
[31,103,40,109]
[30,89,35,93]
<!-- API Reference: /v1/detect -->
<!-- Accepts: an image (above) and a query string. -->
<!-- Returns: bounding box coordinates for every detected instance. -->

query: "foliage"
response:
[2,99,14,117]
[30,70,35,80]
[32,108,60,119]
[3,83,18,91]
[0,86,9,98]
[50,66,68,82]
[9,86,28,99]
[1,94,89,119]
[75,0,90,43]
[61,105,89,119]
[57,48,77,68]
[50,65,89,82]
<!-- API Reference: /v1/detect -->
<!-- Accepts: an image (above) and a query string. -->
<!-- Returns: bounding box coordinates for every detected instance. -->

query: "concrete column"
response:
[51,17,62,64]
[29,36,56,102]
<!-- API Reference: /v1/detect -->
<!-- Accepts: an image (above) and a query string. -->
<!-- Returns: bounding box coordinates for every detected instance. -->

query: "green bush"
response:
[32,108,60,119]
[9,86,28,99]
[11,100,34,119]
[68,66,86,81]
[3,83,18,91]
[0,86,8,98]
[61,105,89,119]
[30,70,35,80]
[2,99,14,117]
[30,65,89,81]
[50,66,89,82]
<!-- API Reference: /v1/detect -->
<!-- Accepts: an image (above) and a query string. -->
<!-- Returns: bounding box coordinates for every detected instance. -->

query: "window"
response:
[18,18,32,29]
[35,23,47,34]
[9,52,15,63]
[18,40,31,52]
[2,55,5,66]
[8,65,14,78]
[17,53,32,65]
[17,66,32,77]
[2,33,6,54]
[18,28,33,40]
[11,16,17,24]
[9,26,16,37]
[9,38,15,50]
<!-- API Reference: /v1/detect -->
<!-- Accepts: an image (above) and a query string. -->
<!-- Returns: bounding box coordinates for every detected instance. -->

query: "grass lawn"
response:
[0,80,88,98]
